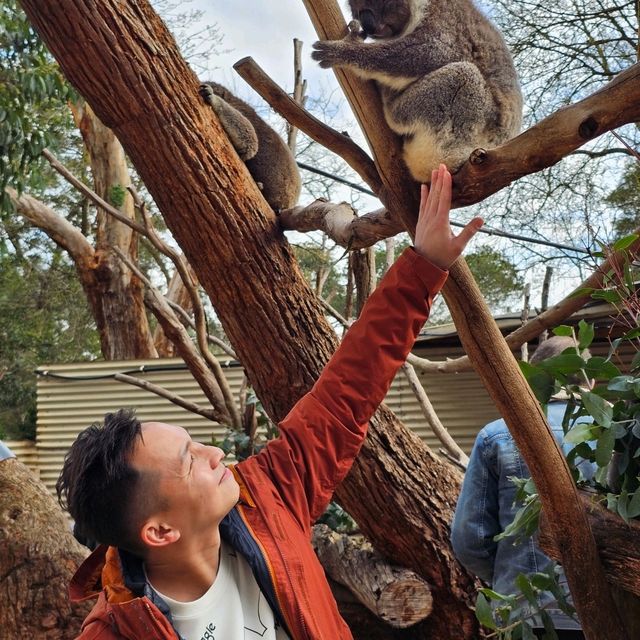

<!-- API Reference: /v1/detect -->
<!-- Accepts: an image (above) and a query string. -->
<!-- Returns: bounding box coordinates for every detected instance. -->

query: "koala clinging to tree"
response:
[311,0,523,182]
[199,82,301,211]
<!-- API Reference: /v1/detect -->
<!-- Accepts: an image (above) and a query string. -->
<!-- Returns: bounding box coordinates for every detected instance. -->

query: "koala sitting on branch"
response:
[199,82,301,211]
[311,0,523,182]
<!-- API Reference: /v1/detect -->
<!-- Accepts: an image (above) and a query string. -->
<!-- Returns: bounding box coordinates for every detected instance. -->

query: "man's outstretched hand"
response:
[414,164,483,269]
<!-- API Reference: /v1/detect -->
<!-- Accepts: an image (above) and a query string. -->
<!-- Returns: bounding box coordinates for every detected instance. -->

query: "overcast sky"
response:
[189,0,344,104]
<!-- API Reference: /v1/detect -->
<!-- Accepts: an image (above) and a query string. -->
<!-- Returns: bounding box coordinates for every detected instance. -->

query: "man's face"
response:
[132,422,240,542]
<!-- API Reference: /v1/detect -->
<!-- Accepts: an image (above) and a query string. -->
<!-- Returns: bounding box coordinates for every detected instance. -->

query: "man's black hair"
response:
[56,409,165,555]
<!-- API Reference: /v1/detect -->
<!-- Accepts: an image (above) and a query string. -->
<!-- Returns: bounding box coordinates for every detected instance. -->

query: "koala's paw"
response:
[199,83,214,101]
[199,84,224,111]
[311,40,342,69]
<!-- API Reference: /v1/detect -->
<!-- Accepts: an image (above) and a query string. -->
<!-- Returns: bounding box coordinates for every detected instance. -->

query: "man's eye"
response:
[189,454,195,473]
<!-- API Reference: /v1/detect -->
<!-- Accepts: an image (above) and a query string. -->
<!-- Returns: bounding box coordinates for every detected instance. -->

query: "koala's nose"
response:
[359,9,377,35]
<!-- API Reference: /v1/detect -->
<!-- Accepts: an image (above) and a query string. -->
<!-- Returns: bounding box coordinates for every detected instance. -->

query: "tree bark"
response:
[0,458,91,639]
[69,100,157,360]
[18,0,480,636]
[539,489,640,598]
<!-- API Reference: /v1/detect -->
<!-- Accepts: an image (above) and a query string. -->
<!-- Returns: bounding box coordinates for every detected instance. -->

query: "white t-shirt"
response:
[148,542,290,640]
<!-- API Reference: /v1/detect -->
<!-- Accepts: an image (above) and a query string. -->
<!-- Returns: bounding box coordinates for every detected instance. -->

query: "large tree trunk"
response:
[0,458,91,639]
[70,100,157,360]
[18,1,479,637]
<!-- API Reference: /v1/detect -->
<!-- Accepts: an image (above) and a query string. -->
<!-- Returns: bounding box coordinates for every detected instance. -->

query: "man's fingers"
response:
[456,216,484,250]
[419,183,429,218]
[437,169,452,220]
[428,168,443,215]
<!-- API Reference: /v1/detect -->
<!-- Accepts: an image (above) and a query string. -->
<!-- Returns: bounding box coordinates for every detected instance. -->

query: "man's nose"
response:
[207,446,226,467]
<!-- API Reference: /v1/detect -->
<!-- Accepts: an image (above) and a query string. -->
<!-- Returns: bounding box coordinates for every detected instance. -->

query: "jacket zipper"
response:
[236,503,308,640]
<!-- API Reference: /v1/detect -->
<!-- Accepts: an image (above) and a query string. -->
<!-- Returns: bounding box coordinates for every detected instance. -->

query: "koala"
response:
[199,82,301,211]
[311,0,523,182]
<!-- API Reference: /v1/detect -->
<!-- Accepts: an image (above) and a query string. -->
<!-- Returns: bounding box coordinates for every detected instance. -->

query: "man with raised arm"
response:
[59,165,482,640]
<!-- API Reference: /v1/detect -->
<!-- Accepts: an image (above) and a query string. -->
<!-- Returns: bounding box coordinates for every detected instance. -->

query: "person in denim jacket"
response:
[451,336,594,640]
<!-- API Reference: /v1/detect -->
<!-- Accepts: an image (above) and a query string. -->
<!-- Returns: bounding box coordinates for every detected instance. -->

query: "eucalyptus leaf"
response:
[577,320,594,349]
[563,422,598,444]
[475,593,497,629]
[595,427,615,467]
[581,392,613,427]
[552,325,573,337]
[539,353,586,374]
[612,233,639,251]
[584,357,620,381]
[515,574,538,606]
[627,490,640,519]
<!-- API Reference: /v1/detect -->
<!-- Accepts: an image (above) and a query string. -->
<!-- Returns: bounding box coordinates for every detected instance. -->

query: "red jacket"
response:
[69,248,447,639]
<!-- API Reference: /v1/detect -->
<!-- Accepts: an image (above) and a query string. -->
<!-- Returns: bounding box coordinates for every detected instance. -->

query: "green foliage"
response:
[0,0,75,200]
[476,564,576,639]
[216,391,279,462]
[465,246,524,310]
[317,502,358,533]
[494,478,541,543]
[0,250,100,439]
[109,184,127,208]
[606,163,640,239]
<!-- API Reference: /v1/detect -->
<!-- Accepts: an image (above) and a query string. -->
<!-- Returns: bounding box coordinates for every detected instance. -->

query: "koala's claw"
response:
[311,41,337,68]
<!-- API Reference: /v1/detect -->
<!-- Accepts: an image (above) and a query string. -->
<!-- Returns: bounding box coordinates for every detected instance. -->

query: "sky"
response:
[188,0,343,105]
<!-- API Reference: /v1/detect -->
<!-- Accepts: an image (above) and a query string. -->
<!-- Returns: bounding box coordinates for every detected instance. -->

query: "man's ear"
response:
[140,520,180,548]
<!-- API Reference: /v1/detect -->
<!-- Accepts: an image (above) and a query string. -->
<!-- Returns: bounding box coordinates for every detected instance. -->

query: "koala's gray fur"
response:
[311,0,522,182]
[199,82,301,210]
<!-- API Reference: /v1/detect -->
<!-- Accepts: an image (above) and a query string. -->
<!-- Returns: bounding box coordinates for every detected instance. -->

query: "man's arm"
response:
[451,427,501,584]
[244,165,483,526]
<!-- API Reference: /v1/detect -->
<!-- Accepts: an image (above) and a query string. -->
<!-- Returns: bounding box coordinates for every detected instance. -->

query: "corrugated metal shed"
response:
[32,335,637,497]
[36,358,244,493]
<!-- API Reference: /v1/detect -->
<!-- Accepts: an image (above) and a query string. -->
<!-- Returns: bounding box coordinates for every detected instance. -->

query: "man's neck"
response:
[144,533,222,602]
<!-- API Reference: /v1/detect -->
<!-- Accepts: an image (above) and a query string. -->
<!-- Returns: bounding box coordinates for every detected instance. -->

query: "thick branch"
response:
[234,57,381,193]
[280,202,404,249]
[6,187,95,261]
[453,63,640,206]
[539,489,640,598]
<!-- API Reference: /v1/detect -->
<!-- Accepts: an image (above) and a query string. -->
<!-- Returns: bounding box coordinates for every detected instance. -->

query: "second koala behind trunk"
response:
[200,82,301,211]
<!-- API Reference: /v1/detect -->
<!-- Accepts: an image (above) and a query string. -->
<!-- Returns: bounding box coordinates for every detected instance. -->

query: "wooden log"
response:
[312,524,433,628]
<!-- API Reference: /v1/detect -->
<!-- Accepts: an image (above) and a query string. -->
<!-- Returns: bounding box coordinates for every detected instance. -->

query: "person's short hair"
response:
[56,409,166,555]
[530,335,591,386]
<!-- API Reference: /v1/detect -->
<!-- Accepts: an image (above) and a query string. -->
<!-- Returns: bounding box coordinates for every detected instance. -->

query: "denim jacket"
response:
[451,402,593,630]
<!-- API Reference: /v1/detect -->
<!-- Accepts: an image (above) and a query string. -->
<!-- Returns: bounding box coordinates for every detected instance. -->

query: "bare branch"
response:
[400,363,469,467]
[113,246,234,426]
[113,373,218,421]
[42,149,147,236]
[233,56,382,194]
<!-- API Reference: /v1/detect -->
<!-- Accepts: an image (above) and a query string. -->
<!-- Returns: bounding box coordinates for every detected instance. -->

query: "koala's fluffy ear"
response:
[199,81,301,211]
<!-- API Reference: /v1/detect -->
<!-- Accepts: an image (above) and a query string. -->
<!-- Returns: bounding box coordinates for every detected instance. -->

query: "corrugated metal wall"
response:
[28,341,636,496]
[35,358,245,494]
